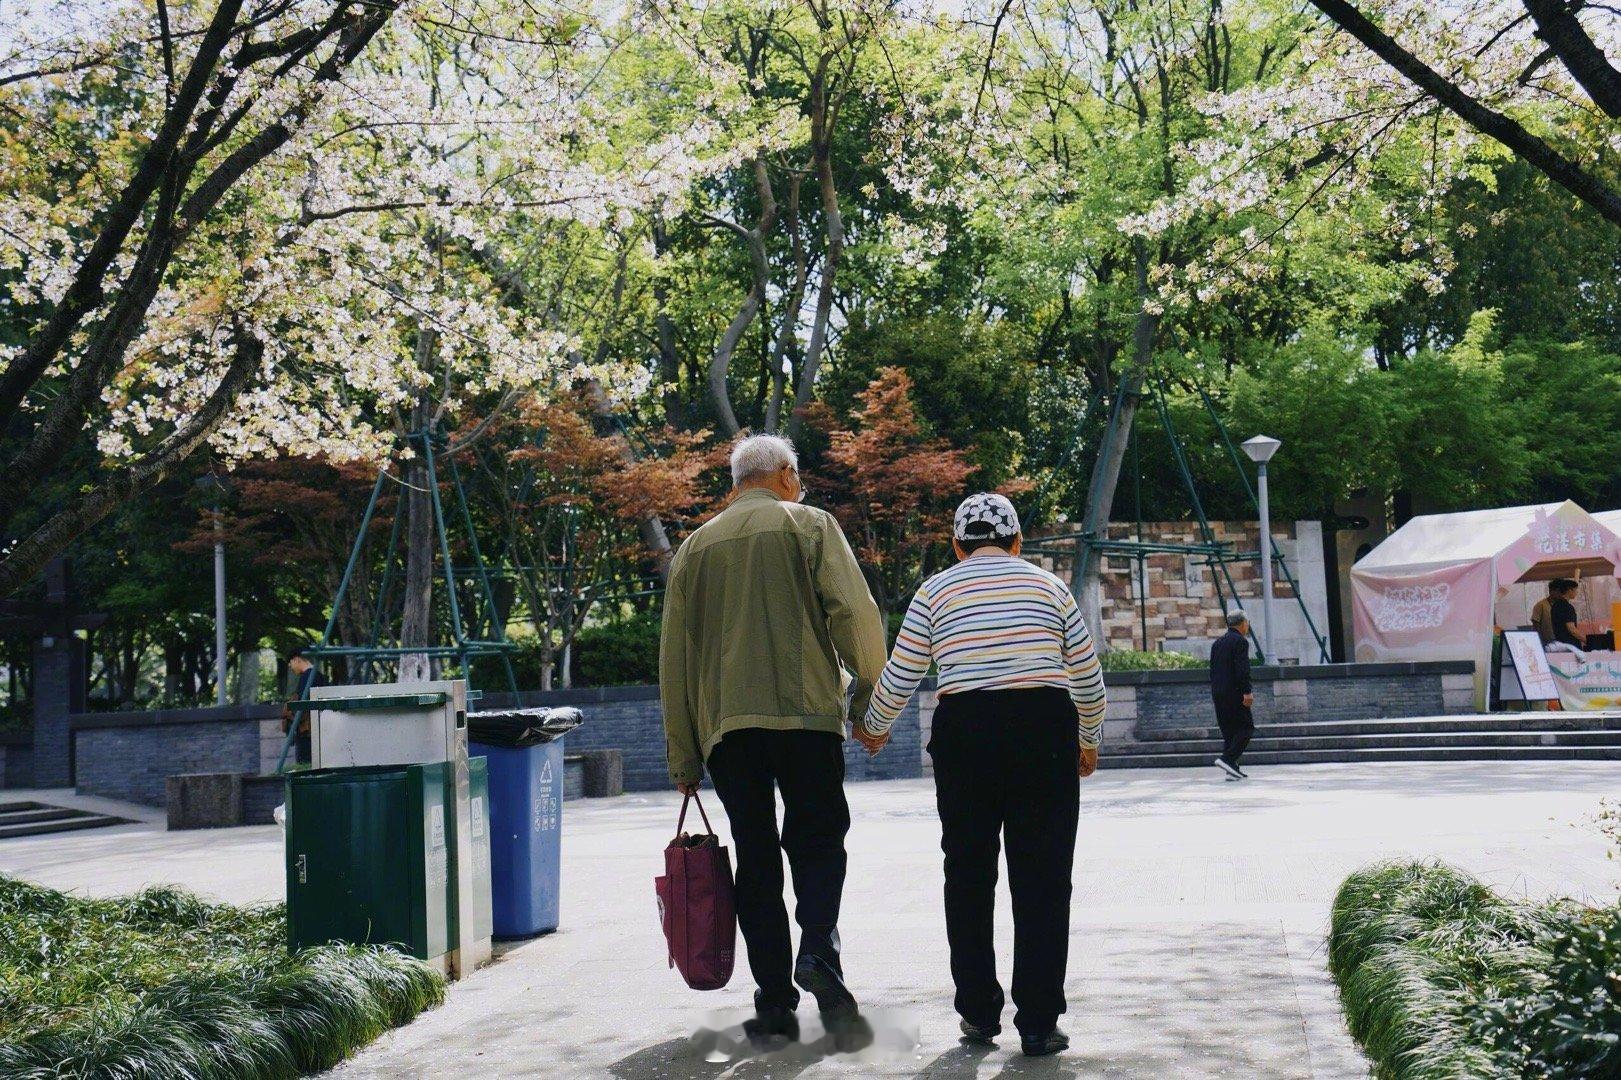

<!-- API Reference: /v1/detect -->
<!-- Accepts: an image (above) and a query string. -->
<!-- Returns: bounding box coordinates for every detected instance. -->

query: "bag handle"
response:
[676,791,715,837]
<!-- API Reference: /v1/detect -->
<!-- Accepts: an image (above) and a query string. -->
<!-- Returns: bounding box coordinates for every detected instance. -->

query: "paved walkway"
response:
[5,762,1617,1078]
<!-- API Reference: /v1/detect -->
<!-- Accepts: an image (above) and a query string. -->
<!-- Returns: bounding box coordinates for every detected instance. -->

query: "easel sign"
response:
[1502,630,1559,703]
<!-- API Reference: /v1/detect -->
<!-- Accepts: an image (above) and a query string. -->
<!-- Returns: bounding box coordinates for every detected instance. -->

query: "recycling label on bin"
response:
[429,805,445,849]
[470,796,486,840]
[533,790,558,834]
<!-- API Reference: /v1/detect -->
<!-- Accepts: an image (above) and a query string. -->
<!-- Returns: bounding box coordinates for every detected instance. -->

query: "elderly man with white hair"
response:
[660,433,887,1043]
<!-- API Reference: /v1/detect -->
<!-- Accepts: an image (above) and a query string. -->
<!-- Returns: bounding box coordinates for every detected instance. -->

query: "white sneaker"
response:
[1215,758,1243,780]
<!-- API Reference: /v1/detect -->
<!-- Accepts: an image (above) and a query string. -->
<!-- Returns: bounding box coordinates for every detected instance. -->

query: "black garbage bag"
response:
[468,706,584,749]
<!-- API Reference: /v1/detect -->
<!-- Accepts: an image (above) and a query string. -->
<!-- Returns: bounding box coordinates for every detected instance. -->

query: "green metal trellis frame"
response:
[274,428,520,772]
[1046,370,1331,665]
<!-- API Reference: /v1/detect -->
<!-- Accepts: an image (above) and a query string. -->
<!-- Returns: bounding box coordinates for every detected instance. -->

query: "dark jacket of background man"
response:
[1210,628,1253,699]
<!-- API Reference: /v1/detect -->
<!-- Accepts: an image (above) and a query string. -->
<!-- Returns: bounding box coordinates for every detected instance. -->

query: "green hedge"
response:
[1099,649,1205,672]
[1328,861,1621,1079]
[571,612,660,686]
[0,876,443,1078]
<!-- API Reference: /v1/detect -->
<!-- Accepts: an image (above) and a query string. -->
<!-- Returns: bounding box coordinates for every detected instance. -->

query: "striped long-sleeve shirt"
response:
[863,553,1107,747]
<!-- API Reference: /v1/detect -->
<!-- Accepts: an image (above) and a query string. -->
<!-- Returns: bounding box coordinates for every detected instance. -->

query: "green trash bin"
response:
[285,761,455,972]
[463,755,494,956]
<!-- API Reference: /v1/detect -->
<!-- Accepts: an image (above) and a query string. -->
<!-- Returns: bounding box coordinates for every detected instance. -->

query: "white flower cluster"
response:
[4,0,737,471]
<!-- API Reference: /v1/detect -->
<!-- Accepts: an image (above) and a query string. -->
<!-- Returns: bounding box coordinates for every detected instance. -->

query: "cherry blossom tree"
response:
[1302,0,1621,228]
[0,0,735,603]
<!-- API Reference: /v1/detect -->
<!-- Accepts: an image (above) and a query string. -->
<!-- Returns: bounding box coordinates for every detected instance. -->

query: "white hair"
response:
[730,433,798,488]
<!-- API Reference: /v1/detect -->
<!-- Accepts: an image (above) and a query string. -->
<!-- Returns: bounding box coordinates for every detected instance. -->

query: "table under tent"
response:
[1351,500,1621,709]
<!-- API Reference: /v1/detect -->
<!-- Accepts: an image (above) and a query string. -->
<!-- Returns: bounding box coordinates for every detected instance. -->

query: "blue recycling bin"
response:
[470,739,564,937]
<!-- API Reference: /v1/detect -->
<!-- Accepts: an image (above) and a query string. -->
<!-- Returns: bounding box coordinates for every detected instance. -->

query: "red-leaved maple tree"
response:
[807,367,978,631]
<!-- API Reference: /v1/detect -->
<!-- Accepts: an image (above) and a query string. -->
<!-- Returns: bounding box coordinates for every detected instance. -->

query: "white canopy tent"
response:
[1351,500,1621,706]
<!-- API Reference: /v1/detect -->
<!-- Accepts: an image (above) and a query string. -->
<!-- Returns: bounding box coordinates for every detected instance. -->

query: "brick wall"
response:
[71,705,282,807]
[1026,520,1331,663]
[479,686,924,793]
[0,740,31,789]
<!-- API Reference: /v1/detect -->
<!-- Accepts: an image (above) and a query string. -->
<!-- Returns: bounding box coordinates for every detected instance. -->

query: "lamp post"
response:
[196,473,230,706]
[1241,435,1282,662]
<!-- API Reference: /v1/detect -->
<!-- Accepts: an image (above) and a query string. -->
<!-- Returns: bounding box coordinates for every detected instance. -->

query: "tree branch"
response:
[1520,0,1621,118]
[0,333,263,598]
[0,0,246,430]
[1306,0,1621,227]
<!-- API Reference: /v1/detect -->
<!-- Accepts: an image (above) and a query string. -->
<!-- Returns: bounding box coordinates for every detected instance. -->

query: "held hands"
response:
[675,780,700,796]
[1078,746,1098,778]
[853,720,890,757]
[1242,693,1254,708]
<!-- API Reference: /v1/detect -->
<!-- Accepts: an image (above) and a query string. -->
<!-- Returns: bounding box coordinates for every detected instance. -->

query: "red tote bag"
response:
[655,792,736,990]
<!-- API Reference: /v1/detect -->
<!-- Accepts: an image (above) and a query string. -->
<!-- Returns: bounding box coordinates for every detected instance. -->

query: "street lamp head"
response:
[1241,434,1282,464]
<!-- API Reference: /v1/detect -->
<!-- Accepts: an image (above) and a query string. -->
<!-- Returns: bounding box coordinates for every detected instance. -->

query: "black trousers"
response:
[929,688,1080,1038]
[1213,693,1254,766]
[707,728,850,1010]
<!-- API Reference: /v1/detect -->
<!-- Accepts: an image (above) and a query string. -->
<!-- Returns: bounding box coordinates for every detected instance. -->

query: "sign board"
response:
[1548,651,1621,710]
[1502,630,1559,702]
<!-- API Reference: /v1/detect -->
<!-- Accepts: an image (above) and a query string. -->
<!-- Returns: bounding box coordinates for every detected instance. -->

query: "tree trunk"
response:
[164,643,182,701]
[0,334,263,597]
[581,377,675,582]
[705,156,778,436]
[651,214,683,427]
[764,175,807,434]
[398,382,437,683]
[787,64,844,440]
[1074,243,1158,647]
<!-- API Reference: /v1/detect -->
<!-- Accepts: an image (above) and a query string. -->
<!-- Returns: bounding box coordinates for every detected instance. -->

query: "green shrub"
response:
[0,876,443,1078]
[571,609,661,686]
[1328,860,1621,1080]
[1100,649,1206,672]
[1472,902,1621,1079]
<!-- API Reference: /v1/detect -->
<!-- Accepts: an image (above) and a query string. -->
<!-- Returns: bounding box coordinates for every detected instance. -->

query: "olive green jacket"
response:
[659,489,887,786]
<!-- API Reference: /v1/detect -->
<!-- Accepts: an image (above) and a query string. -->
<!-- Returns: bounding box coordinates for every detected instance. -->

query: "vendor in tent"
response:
[1547,578,1584,650]
[1531,582,1557,645]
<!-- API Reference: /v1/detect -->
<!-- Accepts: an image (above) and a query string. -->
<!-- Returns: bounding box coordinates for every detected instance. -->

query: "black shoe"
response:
[1215,758,1243,780]
[1233,763,1249,778]
[743,1004,799,1044]
[959,1019,1001,1045]
[1021,1027,1070,1057]
[824,1009,875,1053]
[794,954,857,1016]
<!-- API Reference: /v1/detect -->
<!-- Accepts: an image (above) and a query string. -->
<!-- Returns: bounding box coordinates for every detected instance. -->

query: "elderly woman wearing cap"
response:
[856,492,1106,1058]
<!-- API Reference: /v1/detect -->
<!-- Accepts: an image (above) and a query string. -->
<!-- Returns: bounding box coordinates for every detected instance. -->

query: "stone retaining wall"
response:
[58,662,1465,805]
[477,686,924,793]
[919,661,1475,771]
[0,738,31,789]
[71,705,282,807]
[1106,661,1477,739]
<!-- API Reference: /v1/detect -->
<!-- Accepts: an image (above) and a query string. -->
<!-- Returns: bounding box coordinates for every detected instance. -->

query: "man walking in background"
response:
[660,433,887,1043]
[1210,610,1255,779]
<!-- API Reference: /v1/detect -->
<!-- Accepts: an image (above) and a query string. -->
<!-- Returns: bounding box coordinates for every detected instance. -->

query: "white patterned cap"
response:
[953,492,1021,542]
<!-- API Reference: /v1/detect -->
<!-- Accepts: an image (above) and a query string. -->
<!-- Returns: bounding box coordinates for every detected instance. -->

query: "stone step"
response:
[0,807,81,826]
[0,809,128,840]
[1097,745,1621,769]
[1108,729,1621,756]
[1138,714,1621,742]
